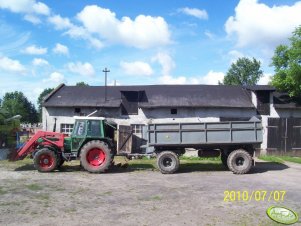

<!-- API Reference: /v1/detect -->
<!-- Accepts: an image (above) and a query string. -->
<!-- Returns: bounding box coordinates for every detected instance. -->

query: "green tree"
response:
[37,88,54,121]
[76,82,89,86]
[222,57,263,86]
[271,26,301,97]
[2,91,38,123]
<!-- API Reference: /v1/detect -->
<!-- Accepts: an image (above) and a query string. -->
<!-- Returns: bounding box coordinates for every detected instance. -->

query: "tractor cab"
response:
[66,116,117,156]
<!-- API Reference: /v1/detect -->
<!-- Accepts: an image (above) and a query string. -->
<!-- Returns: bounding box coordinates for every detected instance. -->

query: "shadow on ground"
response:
[250,162,289,174]
[13,161,290,174]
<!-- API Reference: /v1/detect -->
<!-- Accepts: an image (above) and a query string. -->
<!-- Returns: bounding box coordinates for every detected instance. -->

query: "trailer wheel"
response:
[227,149,252,174]
[80,140,112,173]
[220,153,229,169]
[157,151,180,174]
[34,148,58,172]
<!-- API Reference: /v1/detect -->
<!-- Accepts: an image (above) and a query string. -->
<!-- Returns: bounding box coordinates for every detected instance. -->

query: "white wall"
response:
[43,106,256,132]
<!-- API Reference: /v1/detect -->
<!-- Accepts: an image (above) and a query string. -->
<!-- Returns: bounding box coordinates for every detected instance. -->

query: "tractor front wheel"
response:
[80,140,112,173]
[34,148,58,172]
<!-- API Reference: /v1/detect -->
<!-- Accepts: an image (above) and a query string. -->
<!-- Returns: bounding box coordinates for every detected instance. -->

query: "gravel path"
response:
[0,160,300,226]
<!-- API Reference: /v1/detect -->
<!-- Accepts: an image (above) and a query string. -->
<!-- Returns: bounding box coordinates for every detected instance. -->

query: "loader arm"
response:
[11,131,65,161]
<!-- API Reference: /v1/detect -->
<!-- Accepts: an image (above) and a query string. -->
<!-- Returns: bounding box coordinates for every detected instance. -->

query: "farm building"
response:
[42,84,301,156]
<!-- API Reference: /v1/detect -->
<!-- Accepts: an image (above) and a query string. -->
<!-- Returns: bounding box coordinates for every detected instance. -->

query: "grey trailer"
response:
[146,117,263,174]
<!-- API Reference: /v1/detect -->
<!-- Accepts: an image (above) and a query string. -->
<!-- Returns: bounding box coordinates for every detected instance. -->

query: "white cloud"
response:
[179,7,208,20]
[0,0,50,26]
[0,0,50,15]
[190,71,225,85]
[77,5,171,49]
[67,62,95,77]
[22,45,47,55]
[0,56,26,73]
[159,75,187,85]
[53,43,69,55]
[32,2,50,15]
[43,72,64,83]
[23,14,41,24]
[48,14,104,49]
[204,30,215,39]
[258,73,272,85]
[120,61,153,76]
[228,50,245,63]
[48,14,73,30]
[32,58,49,66]
[152,52,186,84]
[225,0,301,48]
[152,52,175,76]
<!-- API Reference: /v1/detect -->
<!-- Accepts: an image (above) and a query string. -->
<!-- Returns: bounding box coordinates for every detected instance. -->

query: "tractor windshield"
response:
[73,120,86,137]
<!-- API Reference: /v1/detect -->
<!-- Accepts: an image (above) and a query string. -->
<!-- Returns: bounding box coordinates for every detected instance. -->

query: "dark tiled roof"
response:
[245,85,276,91]
[43,84,255,108]
[273,92,301,109]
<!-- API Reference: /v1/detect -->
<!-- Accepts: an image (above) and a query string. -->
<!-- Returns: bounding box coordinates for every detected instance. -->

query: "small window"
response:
[131,124,143,134]
[171,108,177,115]
[60,124,74,136]
[74,108,81,113]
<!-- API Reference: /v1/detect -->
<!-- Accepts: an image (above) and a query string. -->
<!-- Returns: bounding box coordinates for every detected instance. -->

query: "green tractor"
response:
[12,117,119,173]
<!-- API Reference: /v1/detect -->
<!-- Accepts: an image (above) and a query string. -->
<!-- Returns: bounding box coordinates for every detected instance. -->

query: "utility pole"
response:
[103,67,110,101]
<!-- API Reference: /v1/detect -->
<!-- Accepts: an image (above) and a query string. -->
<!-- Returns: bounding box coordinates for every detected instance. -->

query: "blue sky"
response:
[1,0,301,105]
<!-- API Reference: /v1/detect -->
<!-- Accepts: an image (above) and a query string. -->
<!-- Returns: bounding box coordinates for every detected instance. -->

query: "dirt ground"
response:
[0,158,300,226]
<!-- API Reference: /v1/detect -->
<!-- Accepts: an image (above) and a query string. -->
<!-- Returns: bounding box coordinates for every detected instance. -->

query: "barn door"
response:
[117,125,133,153]
[288,118,301,153]
[267,118,301,156]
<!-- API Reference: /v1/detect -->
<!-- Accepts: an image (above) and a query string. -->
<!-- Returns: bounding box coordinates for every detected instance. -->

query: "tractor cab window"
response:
[87,120,101,137]
[74,121,86,136]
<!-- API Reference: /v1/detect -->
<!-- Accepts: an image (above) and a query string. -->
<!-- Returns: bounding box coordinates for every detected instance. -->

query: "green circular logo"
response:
[267,206,299,225]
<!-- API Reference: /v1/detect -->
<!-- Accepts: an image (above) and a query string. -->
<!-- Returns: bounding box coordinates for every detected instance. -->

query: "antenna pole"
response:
[102,67,110,101]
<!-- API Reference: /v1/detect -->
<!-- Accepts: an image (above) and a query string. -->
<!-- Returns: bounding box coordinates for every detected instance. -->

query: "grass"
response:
[26,184,43,191]
[0,187,7,195]
[1,154,225,172]
[259,155,301,164]
[113,155,223,172]
[150,195,162,201]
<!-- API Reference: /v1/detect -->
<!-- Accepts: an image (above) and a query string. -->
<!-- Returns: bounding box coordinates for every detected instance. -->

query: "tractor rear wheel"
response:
[34,148,58,172]
[157,151,180,174]
[80,140,113,173]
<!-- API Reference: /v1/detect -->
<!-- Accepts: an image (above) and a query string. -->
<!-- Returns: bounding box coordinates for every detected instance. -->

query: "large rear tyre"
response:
[80,140,113,173]
[34,148,58,172]
[157,151,180,174]
[227,149,252,174]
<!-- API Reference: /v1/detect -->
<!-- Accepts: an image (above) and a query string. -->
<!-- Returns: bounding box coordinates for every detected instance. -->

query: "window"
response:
[87,120,101,136]
[60,124,74,136]
[256,91,270,115]
[74,108,81,113]
[131,124,143,134]
[75,121,86,136]
[171,108,177,115]
[121,91,139,115]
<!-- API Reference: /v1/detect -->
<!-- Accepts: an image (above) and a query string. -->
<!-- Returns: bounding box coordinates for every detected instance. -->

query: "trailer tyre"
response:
[34,148,58,172]
[80,140,112,173]
[227,149,252,174]
[157,151,180,174]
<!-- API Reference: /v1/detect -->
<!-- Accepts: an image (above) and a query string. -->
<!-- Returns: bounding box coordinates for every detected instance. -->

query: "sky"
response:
[1,0,301,106]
